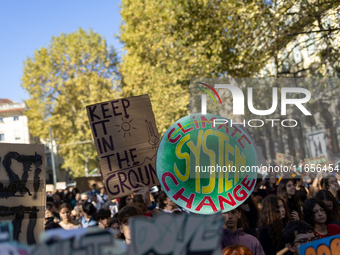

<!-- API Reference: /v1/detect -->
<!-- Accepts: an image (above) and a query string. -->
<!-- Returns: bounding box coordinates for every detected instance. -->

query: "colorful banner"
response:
[156,113,257,214]
[304,155,329,166]
[299,234,340,255]
[87,95,160,199]
[276,152,294,166]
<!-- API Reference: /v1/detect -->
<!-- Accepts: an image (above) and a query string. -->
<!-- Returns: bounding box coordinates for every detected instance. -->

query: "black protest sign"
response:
[0,143,45,244]
[87,95,160,199]
[129,213,223,255]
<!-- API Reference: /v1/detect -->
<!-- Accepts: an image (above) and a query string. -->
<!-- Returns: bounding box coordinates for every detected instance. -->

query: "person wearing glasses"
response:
[283,220,317,255]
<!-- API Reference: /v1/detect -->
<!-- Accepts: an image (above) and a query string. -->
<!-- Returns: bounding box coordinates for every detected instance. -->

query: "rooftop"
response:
[0,98,25,114]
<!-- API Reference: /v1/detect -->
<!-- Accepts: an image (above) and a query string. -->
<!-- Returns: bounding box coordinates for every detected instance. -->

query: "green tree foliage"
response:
[119,0,294,134]
[21,28,119,177]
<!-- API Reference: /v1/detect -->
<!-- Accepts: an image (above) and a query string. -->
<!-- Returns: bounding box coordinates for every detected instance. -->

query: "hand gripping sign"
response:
[156,113,257,214]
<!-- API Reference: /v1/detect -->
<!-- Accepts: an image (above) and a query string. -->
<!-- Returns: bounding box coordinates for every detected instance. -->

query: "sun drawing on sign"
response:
[116,118,137,137]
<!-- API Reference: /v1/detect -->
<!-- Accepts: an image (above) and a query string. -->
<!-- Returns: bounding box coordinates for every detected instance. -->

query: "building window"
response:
[0,133,4,141]
[293,45,302,64]
[13,116,19,121]
[14,130,20,140]
[307,33,316,55]
[281,50,290,73]
[47,157,52,165]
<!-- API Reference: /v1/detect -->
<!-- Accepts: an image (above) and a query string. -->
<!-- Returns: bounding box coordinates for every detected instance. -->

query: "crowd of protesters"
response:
[45,163,340,255]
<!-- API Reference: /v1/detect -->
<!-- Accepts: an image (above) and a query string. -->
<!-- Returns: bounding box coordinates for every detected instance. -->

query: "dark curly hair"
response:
[303,198,332,227]
[96,209,111,221]
[316,190,340,224]
[117,204,143,225]
[258,195,291,248]
[283,220,314,244]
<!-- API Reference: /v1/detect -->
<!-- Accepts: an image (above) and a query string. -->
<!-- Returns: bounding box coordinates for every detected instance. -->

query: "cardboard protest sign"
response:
[305,155,330,167]
[31,227,126,255]
[156,113,257,214]
[129,213,223,255]
[75,177,104,192]
[299,234,340,255]
[45,185,54,193]
[0,143,45,244]
[276,152,294,166]
[87,95,160,199]
[55,182,66,190]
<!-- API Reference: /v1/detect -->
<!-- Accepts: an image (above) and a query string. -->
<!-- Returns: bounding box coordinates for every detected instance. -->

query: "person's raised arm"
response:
[133,182,160,216]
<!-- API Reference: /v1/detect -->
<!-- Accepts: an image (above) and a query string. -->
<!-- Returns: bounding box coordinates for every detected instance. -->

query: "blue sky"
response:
[0,0,123,103]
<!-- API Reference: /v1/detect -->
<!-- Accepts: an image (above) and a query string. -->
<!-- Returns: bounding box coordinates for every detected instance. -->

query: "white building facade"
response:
[0,99,32,144]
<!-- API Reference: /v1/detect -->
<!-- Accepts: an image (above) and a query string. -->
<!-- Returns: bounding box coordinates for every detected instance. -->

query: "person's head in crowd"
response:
[293,175,303,187]
[46,196,54,203]
[46,203,53,214]
[321,175,340,200]
[117,205,143,244]
[109,217,122,238]
[54,193,61,203]
[221,245,253,255]
[255,176,263,189]
[71,204,83,220]
[91,195,98,203]
[81,193,89,202]
[316,190,340,224]
[100,187,106,195]
[91,184,97,191]
[277,178,297,200]
[64,188,69,195]
[258,195,291,249]
[277,178,303,220]
[75,193,81,202]
[133,195,147,213]
[264,174,277,191]
[53,201,60,212]
[45,203,54,220]
[283,220,316,255]
[222,206,242,232]
[72,187,79,197]
[118,195,134,210]
[96,209,111,228]
[59,203,73,222]
[158,191,177,211]
[303,198,332,227]
[66,192,73,201]
[82,201,96,219]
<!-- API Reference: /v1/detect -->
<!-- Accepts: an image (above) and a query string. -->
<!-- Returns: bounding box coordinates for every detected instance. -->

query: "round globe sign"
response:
[156,113,258,214]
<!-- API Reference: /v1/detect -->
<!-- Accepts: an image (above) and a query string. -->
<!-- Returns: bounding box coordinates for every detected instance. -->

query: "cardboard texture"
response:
[299,234,340,255]
[129,213,223,255]
[45,184,55,193]
[75,177,104,192]
[55,182,66,190]
[87,95,160,199]
[276,152,294,166]
[0,143,45,244]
